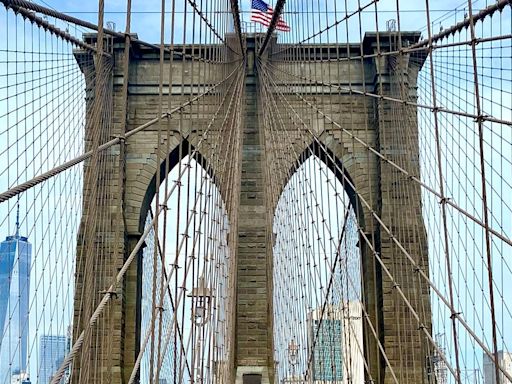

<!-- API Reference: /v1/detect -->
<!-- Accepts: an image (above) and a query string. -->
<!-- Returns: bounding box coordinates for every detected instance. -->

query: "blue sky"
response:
[16,0,495,44]
[0,0,511,383]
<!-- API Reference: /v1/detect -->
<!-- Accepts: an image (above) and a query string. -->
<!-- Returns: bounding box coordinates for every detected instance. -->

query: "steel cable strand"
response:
[262,60,512,248]
[263,123,374,381]
[270,1,511,61]
[1,0,244,64]
[48,65,243,384]
[154,70,245,371]
[260,61,512,383]
[424,1,463,379]
[0,63,243,204]
[466,0,502,381]
[126,69,245,383]
[1,3,104,54]
[265,60,512,127]
[154,0,177,376]
[148,207,195,381]
[260,61,453,382]
[129,65,243,378]
[270,0,378,57]
[258,64,394,383]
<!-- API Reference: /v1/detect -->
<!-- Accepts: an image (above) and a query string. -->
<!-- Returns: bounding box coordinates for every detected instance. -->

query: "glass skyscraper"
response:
[311,318,344,382]
[38,335,70,384]
[307,302,364,383]
[0,221,32,383]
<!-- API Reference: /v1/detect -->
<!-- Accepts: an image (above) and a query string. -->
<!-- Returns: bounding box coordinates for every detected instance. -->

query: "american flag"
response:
[250,0,290,32]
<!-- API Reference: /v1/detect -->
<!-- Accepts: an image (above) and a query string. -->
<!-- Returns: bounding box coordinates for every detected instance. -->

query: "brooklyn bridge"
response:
[0,0,511,383]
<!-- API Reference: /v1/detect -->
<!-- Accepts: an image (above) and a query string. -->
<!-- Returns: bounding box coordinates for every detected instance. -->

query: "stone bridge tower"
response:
[73,32,431,384]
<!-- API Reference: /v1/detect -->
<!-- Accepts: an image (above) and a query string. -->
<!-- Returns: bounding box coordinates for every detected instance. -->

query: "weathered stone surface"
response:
[74,32,431,384]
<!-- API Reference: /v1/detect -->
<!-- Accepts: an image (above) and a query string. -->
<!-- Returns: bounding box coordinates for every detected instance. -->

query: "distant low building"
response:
[484,351,512,384]
[10,372,30,384]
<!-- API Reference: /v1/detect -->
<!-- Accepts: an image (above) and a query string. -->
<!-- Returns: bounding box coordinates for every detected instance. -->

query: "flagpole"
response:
[258,0,286,55]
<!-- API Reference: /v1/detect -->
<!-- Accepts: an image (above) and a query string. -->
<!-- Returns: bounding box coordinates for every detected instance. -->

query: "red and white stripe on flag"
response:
[250,0,290,31]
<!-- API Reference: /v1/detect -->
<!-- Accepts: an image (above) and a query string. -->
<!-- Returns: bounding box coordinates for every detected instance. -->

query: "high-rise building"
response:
[38,335,70,384]
[0,214,32,383]
[429,333,448,384]
[484,350,512,384]
[307,302,364,384]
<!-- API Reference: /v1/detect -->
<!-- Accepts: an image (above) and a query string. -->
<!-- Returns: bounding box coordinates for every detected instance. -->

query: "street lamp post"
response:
[188,276,214,326]
[188,276,214,383]
[288,339,299,382]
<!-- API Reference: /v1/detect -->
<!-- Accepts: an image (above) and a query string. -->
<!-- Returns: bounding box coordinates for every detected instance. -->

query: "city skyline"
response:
[0,0,510,382]
[0,212,72,384]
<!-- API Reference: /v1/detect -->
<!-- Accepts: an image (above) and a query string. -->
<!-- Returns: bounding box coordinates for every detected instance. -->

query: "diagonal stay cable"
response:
[258,0,286,56]
[1,3,104,54]
[259,61,463,382]
[1,0,244,62]
[150,206,194,380]
[270,0,377,57]
[270,0,511,57]
[0,63,242,204]
[265,61,512,126]
[261,61,512,249]
[49,63,243,384]
[155,69,245,371]
[259,62,400,383]
[229,0,244,57]
[259,60,512,383]
[127,61,246,384]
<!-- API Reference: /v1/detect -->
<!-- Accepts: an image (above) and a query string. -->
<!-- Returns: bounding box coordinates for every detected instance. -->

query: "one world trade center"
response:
[0,210,32,383]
